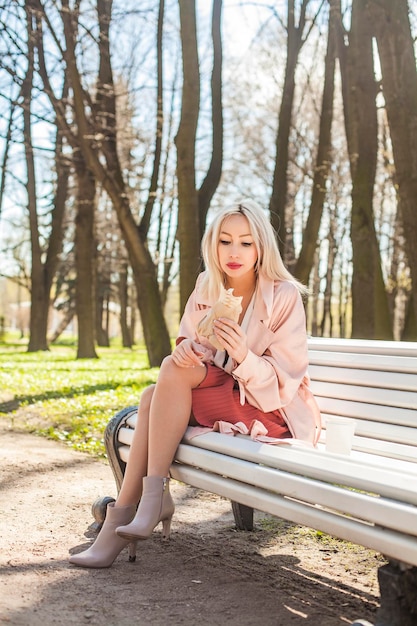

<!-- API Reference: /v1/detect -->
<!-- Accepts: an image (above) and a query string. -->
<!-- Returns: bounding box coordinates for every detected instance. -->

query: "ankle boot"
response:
[116,476,175,541]
[69,502,137,568]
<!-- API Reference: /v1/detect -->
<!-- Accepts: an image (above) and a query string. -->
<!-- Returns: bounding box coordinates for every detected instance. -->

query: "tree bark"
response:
[269,0,313,258]
[118,262,132,348]
[295,3,336,285]
[175,0,202,313]
[24,2,68,351]
[23,8,47,351]
[368,0,417,337]
[198,0,223,238]
[333,0,392,339]
[59,0,171,365]
[175,0,224,313]
[74,154,98,359]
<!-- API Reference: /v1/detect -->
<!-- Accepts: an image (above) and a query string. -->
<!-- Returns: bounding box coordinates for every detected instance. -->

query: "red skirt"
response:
[191,364,290,439]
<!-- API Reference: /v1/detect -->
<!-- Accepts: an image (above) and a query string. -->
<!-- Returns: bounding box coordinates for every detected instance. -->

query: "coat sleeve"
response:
[176,287,199,345]
[232,281,309,413]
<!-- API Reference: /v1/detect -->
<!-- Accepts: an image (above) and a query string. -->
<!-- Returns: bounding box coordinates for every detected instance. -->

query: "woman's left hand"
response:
[213,318,248,364]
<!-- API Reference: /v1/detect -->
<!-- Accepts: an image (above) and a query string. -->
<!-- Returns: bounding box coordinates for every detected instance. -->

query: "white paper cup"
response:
[325,417,356,455]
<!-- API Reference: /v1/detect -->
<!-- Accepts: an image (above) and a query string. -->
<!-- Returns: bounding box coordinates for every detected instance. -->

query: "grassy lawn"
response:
[0,336,159,457]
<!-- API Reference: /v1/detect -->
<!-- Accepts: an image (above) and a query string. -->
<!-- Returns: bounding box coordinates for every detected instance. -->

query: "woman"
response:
[69,199,321,568]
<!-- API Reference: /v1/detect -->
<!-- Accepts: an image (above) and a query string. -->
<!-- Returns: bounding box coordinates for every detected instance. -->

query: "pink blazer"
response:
[178,272,322,445]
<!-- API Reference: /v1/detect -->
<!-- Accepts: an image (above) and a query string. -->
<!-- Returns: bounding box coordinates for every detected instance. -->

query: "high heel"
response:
[116,476,175,541]
[69,502,137,568]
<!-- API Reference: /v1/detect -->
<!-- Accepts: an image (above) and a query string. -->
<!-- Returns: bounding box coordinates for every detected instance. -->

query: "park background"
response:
[1,0,417,367]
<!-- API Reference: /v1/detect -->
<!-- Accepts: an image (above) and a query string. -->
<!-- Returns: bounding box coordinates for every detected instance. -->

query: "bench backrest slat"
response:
[307,340,417,463]
[309,364,417,392]
[308,350,417,374]
[315,396,416,427]
[310,379,417,411]
[319,412,417,446]
[308,337,417,357]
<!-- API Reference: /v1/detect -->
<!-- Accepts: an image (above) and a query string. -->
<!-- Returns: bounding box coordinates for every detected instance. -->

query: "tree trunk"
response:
[74,155,98,359]
[95,277,110,347]
[59,0,171,365]
[333,0,392,339]
[175,0,201,313]
[24,3,68,351]
[319,210,336,337]
[295,4,336,285]
[198,0,223,237]
[176,0,224,312]
[269,0,312,258]
[119,262,132,348]
[368,0,417,336]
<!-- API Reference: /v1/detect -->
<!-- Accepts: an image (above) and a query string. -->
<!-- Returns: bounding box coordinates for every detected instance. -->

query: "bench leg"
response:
[231,501,254,531]
[376,561,417,626]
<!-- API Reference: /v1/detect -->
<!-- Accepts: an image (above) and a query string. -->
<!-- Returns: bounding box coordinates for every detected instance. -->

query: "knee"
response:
[158,355,179,379]
[139,384,155,413]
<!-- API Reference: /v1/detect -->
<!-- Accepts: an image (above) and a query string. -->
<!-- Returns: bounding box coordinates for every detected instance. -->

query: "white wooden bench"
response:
[98,338,417,626]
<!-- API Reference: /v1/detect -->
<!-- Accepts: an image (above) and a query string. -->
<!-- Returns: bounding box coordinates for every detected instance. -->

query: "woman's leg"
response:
[69,384,156,568]
[116,356,206,541]
[146,356,207,476]
[115,384,154,507]
[118,356,206,502]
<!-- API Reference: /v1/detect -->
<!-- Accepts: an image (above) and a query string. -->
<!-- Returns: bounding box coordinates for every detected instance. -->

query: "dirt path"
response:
[0,426,381,625]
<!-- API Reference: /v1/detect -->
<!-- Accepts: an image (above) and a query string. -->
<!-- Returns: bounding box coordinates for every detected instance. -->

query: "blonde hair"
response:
[200,199,308,302]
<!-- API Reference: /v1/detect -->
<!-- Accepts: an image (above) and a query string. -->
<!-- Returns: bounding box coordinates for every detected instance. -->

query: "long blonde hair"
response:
[200,199,308,302]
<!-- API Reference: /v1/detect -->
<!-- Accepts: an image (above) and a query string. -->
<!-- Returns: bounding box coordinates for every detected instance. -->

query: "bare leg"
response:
[115,384,154,507]
[115,356,207,542]
[147,356,207,476]
[116,357,206,504]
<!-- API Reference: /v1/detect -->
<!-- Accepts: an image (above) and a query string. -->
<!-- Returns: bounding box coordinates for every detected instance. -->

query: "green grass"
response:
[0,341,159,457]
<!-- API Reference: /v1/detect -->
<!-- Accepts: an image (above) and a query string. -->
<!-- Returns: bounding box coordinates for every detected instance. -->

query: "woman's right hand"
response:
[171,339,206,368]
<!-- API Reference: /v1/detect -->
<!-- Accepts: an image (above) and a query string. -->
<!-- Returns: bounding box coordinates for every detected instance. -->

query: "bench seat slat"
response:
[181,430,417,504]
[175,443,417,537]
[120,418,417,463]
[117,426,417,503]
[170,464,417,567]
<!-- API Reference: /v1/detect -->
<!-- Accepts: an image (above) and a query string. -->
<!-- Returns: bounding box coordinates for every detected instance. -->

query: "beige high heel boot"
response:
[116,476,175,541]
[69,502,137,568]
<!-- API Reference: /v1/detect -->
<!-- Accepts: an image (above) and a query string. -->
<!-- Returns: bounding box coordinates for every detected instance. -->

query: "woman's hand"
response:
[171,339,206,368]
[213,318,248,364]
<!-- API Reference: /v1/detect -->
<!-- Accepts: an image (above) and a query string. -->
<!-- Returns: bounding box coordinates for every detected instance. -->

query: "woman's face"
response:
[217,214,258,281]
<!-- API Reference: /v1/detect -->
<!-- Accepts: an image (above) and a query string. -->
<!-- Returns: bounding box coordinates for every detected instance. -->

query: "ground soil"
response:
[0,425,383,626]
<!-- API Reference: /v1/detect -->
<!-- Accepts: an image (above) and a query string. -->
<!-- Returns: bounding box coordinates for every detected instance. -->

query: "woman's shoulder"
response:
[273,278,300,295]
[263,276,300,299]
[270,278,303,309]
[193,271,211,305]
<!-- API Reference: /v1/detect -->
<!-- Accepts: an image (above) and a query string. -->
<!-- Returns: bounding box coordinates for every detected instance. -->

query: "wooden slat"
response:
[181,430,417,504]
[347,438,417,464]
[310,379,417,410]
[308,349,417,374]
[319,414,417,447]
[175,444,417,536]
[308,337,417,357]
[170,464,417,567]
[315,396,416,427]
[308,364,417,392]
